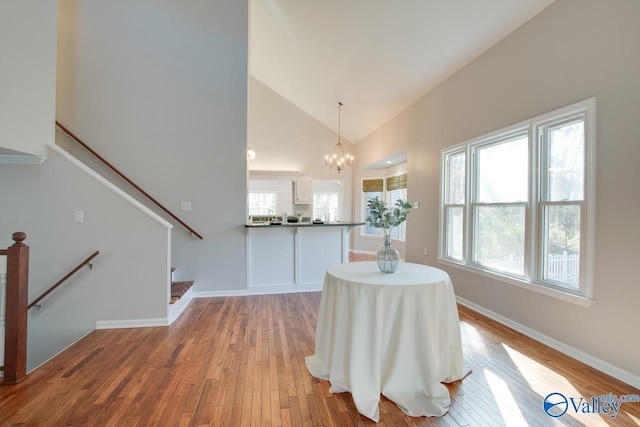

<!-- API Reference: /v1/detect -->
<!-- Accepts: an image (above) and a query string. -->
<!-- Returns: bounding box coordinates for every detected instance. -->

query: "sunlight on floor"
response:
[501,343,581,396]
[501,343,611,427]
[484,369,527,426]
[460,321,491,357]
[626,411,640,426]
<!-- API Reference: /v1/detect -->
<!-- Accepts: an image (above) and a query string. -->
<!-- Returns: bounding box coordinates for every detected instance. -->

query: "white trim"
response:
[95,317,170,329]
[439,258,593,307]
[0,154,46,165]
[194,290,250,298]
[193,285,324,298]
[47,142,173,230]
[169,287,194,324]
[349,249,376,255]
[456,296,640,390]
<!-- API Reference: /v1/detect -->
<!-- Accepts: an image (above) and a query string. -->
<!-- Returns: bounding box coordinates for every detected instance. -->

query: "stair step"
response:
[170,280,194,304]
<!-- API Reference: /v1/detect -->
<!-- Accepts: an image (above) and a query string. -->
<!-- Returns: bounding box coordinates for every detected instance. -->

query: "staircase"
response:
[169,268,194,322]
[171,280,194,304]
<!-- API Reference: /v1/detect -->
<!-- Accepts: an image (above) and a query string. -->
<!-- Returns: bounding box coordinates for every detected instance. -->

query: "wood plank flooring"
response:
[1,286,639,425]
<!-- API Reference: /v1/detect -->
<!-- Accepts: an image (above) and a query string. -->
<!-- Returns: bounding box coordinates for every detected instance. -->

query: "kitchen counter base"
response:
[246,223,363,292]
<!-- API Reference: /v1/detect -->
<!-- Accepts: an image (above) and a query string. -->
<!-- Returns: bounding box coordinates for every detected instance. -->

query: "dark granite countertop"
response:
[245,221,365,228]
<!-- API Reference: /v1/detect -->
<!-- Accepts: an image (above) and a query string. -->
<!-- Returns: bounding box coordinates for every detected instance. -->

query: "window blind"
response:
[386,174,407,190]
[362,179,383,192]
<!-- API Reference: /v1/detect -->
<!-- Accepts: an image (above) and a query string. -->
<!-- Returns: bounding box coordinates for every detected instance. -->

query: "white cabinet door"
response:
[294,177,312,204]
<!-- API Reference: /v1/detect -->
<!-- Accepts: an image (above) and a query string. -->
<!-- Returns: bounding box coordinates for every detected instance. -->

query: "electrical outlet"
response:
[180,201,192,211]
[75,210,84,223]
[424,247,429,256]
[413,201,420,209]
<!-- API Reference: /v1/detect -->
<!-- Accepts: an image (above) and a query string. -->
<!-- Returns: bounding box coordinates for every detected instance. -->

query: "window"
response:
[362,178,383,235]
[362,174,409,241]
[386,174,408,241]
[472,133,528,275]
[248,178,293,216]
[443,152,465,260]
[439,98,595,302]
[248,192,276,215]
[539,119,585,288]
[312,180,341,221]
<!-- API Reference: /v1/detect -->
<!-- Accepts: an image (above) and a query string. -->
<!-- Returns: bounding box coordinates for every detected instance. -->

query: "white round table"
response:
[305,261,470,422]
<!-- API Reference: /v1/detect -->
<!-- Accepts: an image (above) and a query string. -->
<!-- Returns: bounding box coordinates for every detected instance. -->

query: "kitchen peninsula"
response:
[245,221,365,293]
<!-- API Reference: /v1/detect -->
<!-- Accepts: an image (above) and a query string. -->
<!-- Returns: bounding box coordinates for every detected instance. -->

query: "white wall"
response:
[248,77,354,221]
[0,146,171,371]
[56,0,249,292]
[0,0,57,159]
[355,0,640,382]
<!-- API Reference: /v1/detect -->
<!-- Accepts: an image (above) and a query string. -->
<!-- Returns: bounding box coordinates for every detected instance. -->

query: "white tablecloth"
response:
[305,261,470,422]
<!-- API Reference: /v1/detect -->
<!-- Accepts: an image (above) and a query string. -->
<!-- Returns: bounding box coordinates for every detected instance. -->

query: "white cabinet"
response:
[294,177,312,204]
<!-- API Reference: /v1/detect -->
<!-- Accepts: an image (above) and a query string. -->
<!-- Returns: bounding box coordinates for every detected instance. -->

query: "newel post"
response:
[3,232,29,384]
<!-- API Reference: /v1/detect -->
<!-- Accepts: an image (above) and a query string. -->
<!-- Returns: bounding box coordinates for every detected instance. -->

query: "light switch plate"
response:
[180,201,192,211]
[75,210,84,223]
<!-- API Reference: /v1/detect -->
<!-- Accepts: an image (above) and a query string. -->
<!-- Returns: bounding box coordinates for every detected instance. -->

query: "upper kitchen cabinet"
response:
[294,177,312,204]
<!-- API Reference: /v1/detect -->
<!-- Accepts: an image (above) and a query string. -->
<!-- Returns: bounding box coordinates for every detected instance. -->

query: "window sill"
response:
[437,258,594,308]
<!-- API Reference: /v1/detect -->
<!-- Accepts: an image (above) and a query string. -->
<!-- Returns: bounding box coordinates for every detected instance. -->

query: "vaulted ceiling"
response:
[249,0,555,143]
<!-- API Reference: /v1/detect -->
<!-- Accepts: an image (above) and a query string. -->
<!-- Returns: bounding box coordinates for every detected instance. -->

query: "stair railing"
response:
[55,121,204,240]
[1,232,29,384]
[0,233,100,384]
[28,251,99,310]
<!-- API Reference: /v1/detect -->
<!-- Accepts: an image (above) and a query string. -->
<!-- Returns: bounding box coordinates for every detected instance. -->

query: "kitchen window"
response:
[248,192,277,216]
[312,180,342,221]
[439,98,596,304]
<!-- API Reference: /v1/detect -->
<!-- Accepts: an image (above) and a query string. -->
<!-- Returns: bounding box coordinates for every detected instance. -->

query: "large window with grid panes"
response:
[439,98,596,302]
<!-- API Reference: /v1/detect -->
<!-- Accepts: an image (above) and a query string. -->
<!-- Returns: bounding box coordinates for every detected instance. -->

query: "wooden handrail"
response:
[28,251,99,310]
[55,121,204,240]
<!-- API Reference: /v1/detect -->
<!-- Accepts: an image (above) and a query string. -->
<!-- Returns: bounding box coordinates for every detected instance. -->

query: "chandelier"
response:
[325,101,354,173]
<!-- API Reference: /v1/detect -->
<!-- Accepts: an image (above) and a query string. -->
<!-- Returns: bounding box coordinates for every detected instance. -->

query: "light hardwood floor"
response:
[1,275,639,425]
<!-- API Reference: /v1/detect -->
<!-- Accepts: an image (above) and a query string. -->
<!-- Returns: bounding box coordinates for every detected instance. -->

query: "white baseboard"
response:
[456,296,640,390]
[193,290,249,298]
[194,285,323,298]
[169,287,194,323]
[95,317,170,329]
[349,249,376,255]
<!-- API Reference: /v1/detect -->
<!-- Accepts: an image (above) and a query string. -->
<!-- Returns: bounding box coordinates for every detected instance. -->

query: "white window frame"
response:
[387,187,408,242]
[438,98,596,306]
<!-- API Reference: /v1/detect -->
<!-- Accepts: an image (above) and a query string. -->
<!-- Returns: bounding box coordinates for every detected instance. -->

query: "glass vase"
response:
[377,231,399,273]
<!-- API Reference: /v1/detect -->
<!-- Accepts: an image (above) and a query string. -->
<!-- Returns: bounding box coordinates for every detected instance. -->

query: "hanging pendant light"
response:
[324,101,354,173]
